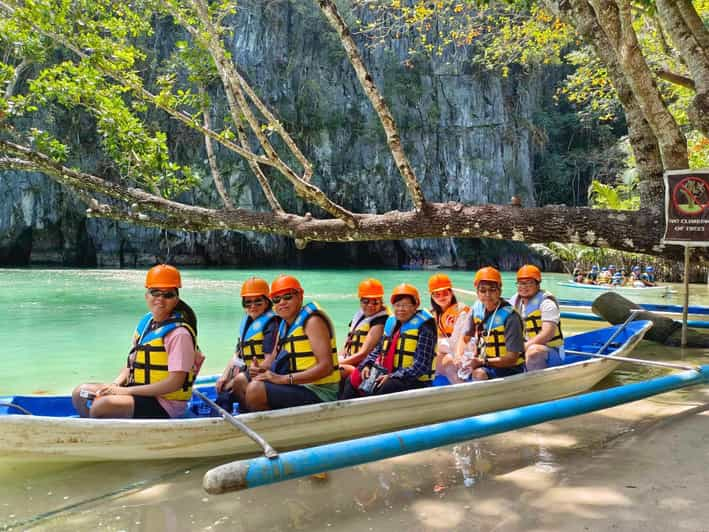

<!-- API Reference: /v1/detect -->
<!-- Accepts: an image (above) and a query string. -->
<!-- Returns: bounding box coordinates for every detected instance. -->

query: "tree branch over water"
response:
[1,0,708,261]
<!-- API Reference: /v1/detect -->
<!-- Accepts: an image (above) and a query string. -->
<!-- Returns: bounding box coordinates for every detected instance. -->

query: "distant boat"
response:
[558,281,674,297]
[0,322,652,462]
[400,263,440,270]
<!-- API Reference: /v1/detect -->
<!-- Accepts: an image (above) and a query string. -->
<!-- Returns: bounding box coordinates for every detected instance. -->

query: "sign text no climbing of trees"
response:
[663,169,709,246]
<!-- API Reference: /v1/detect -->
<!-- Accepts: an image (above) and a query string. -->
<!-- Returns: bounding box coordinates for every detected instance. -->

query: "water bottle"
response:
[457,351,474,381]
[231,402,240,416]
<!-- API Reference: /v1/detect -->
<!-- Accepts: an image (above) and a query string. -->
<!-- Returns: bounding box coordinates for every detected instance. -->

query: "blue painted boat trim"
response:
[558,298,709,316]
[205,365,709,491]
[560,311,604,322]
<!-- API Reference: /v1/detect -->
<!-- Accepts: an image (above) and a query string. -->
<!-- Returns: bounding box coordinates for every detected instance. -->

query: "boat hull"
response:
[557,281,673,296]
[0,322,652,462]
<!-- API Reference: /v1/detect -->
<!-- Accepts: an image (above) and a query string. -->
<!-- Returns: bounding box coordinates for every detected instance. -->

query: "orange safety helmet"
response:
[145,264,181,289]
[473,266,502,288]
[428,273,453,293]
[270,274,303,297]
[241,277,270,298]
[358,278,385,299]
[517,264,542,283]
[390,283,420,306]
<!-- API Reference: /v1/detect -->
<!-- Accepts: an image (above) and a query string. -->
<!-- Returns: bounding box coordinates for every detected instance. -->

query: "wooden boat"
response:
[557,280,674,297]
[0,321,652,462]
[558,298,709,328]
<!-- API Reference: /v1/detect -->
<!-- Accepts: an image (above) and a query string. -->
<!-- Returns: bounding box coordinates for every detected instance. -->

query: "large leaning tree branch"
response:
[318,0,426,211]
[0,137,693,260]
[164,0,357,226]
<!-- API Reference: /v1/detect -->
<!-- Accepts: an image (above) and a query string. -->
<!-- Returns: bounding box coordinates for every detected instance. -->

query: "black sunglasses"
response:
[148,289,177,299]
[271,292,298,304]
[360,298,382,305]
[242,297,266,308]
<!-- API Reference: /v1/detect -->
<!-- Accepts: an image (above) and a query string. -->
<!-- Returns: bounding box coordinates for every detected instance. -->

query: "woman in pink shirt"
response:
[72,264,202,419]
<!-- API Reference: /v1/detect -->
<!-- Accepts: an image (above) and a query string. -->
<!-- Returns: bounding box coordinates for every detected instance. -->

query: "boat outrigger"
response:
[558,298,709,329]
[1,321,655,462]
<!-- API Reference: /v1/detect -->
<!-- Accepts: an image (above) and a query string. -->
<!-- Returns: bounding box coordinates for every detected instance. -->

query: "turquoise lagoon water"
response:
[0,267,706,395]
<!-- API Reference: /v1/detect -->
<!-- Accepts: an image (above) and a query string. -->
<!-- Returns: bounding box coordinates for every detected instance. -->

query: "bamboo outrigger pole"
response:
[202,365,709,494]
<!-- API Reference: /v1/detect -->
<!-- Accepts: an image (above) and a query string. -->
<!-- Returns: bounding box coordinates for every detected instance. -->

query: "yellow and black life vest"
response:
[510,291,563,348]
[435,302,469,337]
[275,302,340,385]
[381,309,436,382]
[344,308,390,355]
[471,301,525,366]
[129,312,197,401]
[238,310,279,364]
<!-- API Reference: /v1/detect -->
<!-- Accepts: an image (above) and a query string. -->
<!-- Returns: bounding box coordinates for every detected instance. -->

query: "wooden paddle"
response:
[193,390,278,459]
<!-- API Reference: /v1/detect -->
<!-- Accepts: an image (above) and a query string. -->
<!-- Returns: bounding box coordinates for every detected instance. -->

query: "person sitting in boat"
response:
[340,283,437,398]
[239,275,340,411]
[586,265,599,284]
[510,265,564,371]
[598,267,611,284]
[215,277,281,412]
[72,264,203,419]
[629,266,646,288]
[442,267,525,382]
[641,266,657,286]
[427,273,469,375]
[611,271,624,286]
[338,278,390,379]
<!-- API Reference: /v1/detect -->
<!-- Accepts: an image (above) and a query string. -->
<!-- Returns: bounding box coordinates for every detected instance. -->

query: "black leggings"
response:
[340,376,429,399]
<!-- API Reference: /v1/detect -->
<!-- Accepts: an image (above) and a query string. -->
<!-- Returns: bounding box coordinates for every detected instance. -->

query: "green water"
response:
[0,267,705,395]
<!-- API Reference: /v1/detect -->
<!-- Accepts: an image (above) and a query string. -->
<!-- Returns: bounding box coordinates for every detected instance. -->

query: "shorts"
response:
[132,395,170,419]
[480,364,525,380]
[264,382,323,410]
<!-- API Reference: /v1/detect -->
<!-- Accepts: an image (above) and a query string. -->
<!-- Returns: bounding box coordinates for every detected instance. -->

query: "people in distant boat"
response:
[440,267,525,382]
[629,266,645,287]
[598,267,611,284]
[72,264,203,419]
[510,265,564,371]
[586,265,599,284]
[215,277,281,412]
[641,266,657,286]
[340,283,437,398]
[611,271,625,286]
[239,275,340,411]
[338,278,389,379]
[427,273,469,375]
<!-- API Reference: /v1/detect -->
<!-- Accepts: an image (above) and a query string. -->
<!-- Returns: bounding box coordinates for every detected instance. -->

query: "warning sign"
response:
[663,169,709,246]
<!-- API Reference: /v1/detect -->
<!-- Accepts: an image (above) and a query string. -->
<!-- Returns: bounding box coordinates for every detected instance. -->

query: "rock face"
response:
[0,2,556,268]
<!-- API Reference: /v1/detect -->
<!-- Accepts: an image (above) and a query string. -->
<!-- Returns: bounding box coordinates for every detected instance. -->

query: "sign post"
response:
[662,169,709,347]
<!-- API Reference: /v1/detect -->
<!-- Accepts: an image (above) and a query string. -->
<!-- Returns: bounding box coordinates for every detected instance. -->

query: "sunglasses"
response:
[432,289,452,298]
[148,289,177,299]
[242,298,265,308]
[360,298,382,305]
[477,287,499,295]
[271,291,298,304]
